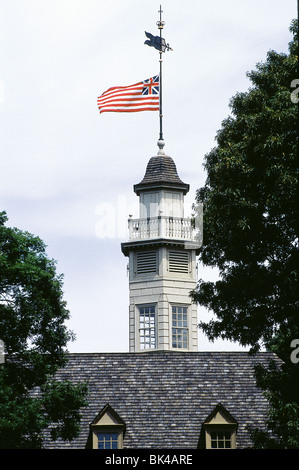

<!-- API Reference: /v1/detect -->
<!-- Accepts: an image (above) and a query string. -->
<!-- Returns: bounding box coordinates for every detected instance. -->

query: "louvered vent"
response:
[136,251,157,274]
[168,250,189,273]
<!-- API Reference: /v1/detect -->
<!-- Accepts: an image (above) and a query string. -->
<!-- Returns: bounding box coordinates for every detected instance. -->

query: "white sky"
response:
[0,0,297,353]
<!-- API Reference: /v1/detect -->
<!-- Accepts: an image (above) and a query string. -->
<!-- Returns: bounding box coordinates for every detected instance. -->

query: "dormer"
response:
[90,404,126,449]
[203,403,238,449]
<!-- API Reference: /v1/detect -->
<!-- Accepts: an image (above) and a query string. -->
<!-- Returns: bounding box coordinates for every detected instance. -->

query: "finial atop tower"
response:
[157,138,165,155]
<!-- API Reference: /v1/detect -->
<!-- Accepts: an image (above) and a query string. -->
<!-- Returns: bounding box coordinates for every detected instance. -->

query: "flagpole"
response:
[157,5,165,155]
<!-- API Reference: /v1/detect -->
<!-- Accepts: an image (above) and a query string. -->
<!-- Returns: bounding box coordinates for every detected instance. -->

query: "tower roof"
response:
[134,155,189,195]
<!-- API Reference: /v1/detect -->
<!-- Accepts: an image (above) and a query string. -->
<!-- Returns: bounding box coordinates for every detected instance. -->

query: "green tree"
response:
[0,211,87,448]
[191,20,299,448]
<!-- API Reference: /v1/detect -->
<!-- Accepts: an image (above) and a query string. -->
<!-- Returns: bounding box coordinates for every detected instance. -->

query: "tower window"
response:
[172,306,188,348]
[139,306,156,349]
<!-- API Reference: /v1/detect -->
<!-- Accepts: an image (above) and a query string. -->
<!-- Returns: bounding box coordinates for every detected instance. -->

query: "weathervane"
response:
[144,5,173,155]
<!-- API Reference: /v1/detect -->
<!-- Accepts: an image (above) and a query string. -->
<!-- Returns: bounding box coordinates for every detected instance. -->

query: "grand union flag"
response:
[97,75,159,113]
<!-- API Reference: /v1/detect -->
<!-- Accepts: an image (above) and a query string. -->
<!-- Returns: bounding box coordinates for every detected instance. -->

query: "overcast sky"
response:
[0,0,297,353]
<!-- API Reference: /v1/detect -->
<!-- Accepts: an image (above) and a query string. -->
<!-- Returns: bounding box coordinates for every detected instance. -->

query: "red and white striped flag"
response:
[97,75,159,114]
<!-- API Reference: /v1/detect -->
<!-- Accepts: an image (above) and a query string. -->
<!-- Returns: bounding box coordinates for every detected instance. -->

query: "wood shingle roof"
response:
[134,155,190,195]
[42,351,279,449]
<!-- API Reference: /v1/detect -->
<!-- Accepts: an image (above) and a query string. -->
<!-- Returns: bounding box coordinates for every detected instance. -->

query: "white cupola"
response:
[121,153,200,352]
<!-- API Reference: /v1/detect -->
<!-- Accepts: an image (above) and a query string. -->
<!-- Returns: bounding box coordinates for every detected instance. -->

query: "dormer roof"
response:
[203,403,238,426]
[91,403,126,429]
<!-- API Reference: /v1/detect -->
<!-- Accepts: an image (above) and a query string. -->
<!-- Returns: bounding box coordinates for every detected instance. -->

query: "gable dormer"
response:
[203,403,238,449]
[90,404,126,449]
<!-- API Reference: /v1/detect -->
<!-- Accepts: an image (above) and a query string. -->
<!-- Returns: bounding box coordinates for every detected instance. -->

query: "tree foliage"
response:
[0,212,87,448]
[191,20,299,448]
